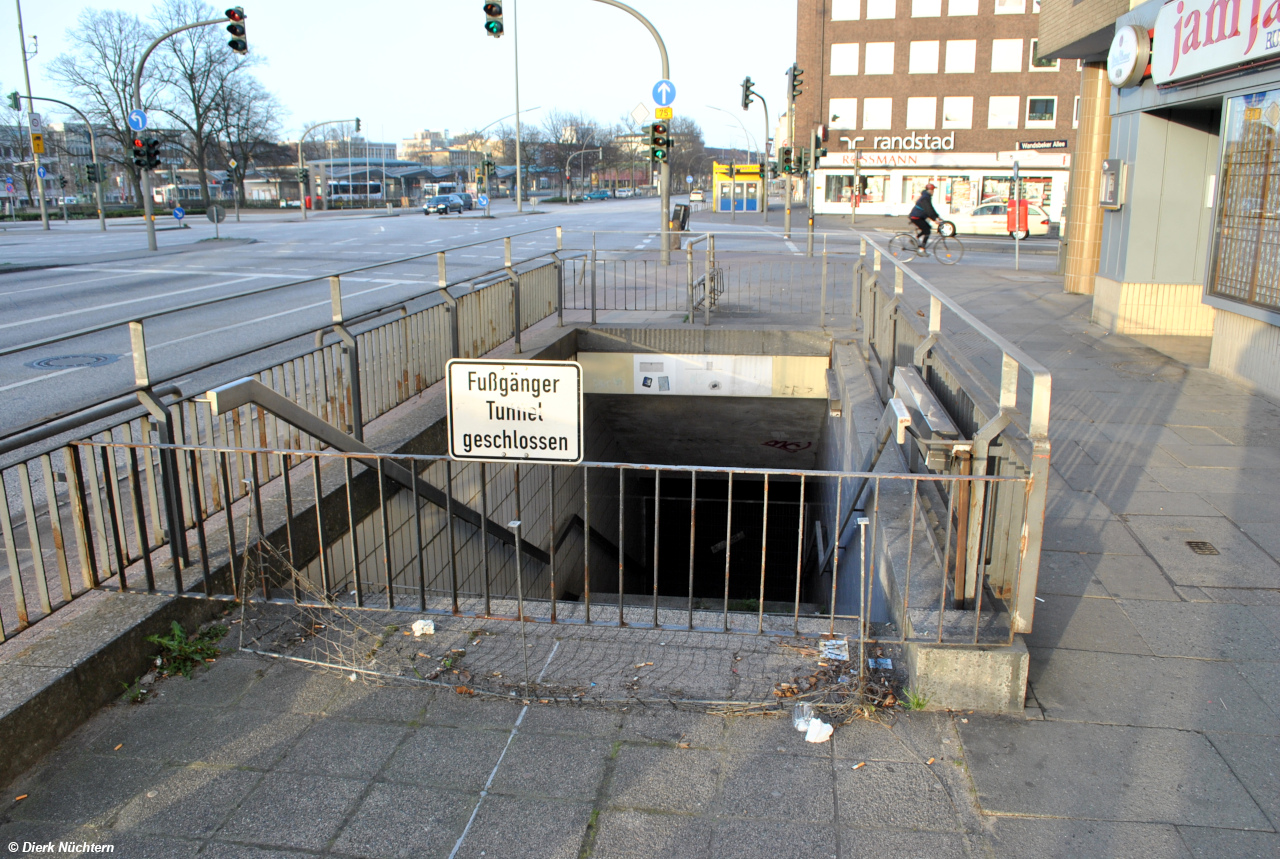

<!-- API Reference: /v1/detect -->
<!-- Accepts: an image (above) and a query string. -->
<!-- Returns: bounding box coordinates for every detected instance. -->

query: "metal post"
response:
[686,241,694,323]
[784,101,793,240]
[1014,159,1021,271]
[590,233,598,325]
[15,1,47,231]
[807,127,817,256]
[851,152,860,227]
[26,97,106,231]
[513,0,524,214]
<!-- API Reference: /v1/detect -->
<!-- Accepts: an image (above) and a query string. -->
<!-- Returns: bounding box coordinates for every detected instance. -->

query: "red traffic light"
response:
[483,2,502,12]
[133,138,144,149]
[225,7,245,21]
[652,122,668,136]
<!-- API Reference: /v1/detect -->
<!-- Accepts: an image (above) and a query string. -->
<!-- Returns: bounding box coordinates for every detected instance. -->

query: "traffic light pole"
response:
[565,148,602,204]
[589,0,671,264]
[15,0,48,231]
[297,119,359,221]
[784,104,793,240]
[807,127,817,256]
[133,16,229,251]
[753,91,770,225]
[23,95,106,231]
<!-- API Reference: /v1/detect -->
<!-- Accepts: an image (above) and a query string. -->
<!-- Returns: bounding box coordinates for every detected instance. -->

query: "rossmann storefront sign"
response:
[1155,0,1280,84]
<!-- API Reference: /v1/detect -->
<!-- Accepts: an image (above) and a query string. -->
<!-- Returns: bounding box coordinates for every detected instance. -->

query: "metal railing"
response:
[54,440,1031,648]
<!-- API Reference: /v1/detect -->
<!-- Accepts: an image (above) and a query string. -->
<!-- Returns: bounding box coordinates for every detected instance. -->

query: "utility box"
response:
[1006,199,1029,233]
[671,203,691,231]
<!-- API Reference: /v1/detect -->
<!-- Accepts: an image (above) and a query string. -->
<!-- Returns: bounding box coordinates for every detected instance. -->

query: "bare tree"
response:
[49,9,160,205]
[211,75,285,203]
[152,0,255,206]
[539,111,607,198]
[0,91,36,206]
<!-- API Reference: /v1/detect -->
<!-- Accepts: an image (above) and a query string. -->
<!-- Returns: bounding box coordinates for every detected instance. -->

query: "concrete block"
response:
[904,636,1029,715]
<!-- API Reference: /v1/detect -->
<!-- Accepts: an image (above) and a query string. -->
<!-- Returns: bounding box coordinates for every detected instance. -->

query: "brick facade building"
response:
[794,0,1081,218]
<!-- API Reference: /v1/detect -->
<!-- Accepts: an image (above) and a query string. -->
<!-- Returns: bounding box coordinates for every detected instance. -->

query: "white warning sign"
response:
[446,359,583,464]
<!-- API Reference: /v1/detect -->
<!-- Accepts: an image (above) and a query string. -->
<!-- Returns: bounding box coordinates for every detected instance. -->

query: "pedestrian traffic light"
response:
[6,91,18,111]
[780,146,793,174]
[144,138,162,169]
[484,3,504,37]
[649,122,670,163]
[225,7,247,55]
[787,63,804,101]
[132,138,147,168]
[741,76,754,111]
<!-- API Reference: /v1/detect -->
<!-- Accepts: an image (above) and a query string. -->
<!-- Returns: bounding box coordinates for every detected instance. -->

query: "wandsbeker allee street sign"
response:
[447,359,583,464]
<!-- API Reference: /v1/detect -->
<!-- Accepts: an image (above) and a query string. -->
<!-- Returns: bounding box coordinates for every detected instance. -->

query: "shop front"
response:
[1101,0,1280,398]
[814,150,1071,221]
[711,162,763,212]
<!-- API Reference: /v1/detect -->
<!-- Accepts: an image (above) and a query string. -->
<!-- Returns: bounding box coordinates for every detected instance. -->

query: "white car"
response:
[615,188,635,198]
[689,189,705,202]
[947,202,1053,239]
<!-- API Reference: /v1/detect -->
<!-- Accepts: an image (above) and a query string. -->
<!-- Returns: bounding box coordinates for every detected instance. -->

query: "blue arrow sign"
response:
[127,109,148,132]
[477,193,489,207]
[173,207,185,220]
[652,79,676,107]
[36,166,46,179]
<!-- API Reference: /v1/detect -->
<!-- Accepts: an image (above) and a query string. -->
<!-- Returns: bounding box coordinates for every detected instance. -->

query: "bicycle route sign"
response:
[446,359,583,464]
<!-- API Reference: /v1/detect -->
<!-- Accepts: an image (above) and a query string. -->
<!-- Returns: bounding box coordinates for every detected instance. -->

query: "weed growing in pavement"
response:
[146,621,229,678]
[902,688,929,711]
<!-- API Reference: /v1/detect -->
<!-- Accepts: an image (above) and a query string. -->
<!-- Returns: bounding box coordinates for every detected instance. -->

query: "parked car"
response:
[947,202,1053,239]
[689,189,705,202]
[454,192,474,210]
[584,189,612,200]
[615,187,635,198]
[424,194,463,215]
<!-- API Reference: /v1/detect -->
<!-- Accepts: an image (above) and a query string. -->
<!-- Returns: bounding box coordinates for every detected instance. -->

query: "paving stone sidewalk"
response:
[2,244,1278,857]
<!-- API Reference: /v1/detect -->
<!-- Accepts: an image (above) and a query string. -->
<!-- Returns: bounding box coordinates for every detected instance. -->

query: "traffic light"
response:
[144,138,162,169]
[59,176,67,190]
[780,146,794,174]
[650,121,670,163]
[132,138,147,168]
[225,7,247,55]
[355,117,361,133]
[6,91,18,111]
[86,163,99,183]
[297,167,310,183]
[483,3,504,37]
[741,76,754,111]
[787,63,804,101]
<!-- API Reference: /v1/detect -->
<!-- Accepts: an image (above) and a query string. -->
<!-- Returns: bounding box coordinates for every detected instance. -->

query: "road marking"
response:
[0,269,139,298]
[0,275,260,332]
[0,365,83,394]
[784,240,800,253]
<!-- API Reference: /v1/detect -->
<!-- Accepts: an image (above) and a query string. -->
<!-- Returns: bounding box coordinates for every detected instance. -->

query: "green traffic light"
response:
[485,20,503,34]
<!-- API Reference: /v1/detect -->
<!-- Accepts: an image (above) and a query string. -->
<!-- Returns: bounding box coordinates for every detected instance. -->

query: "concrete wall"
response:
[1209,308,1280,402]
[1092,277,1217,335]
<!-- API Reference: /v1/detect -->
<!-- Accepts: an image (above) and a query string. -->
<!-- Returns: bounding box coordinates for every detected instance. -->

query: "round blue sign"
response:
[173,207,185,220]
[128,109,148,132]
[36,166,46,179]
[477,193,490,207]
[652,79,676,107]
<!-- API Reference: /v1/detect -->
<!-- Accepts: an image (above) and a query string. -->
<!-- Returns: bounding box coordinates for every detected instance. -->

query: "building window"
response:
[942,96,973,128]
[912,0,943,16]
[1030,39,1059,71]
[865,42,895,74]
[832,0,861,19]
[909,41,940,74]
[1073,95,1080,128]
[906,97,937,128]
[988,96,1020,128]
[948,0,979,13]
[863,98,893,129]
[991,39,1024,73]
[831,43,861,75]
[828,174,886,203]
[995,0,1026,13]
[865,0,897,18]
[1210,89,1280,312]
[829,98,859,128]
[1026,96,1057,128]
[945,40,976,74]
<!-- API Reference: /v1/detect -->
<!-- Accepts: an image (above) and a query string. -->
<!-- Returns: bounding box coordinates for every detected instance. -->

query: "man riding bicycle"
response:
[908,183,941,255]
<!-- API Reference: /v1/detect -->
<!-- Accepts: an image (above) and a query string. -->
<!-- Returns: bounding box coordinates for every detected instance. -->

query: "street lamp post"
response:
[742,80,771,224]
[14,0,48,231]
[566,147,602,203]
[589,0,671,264]
[297,118,359,221]
[133,14,234,251]
[23,95,107,231]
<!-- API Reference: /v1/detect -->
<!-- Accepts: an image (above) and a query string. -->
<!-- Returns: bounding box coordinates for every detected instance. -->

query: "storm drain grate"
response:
[24,354,119,370]
[1186,541,1219,555]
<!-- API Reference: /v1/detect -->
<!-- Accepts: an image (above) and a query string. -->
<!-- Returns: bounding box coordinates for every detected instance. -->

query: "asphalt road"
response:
[0,197,1056,437]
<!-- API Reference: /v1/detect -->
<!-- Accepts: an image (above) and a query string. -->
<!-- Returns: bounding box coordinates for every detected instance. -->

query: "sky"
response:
[0,0,798,152]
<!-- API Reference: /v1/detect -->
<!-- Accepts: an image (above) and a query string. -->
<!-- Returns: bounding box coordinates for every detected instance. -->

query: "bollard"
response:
[556,225,563,250]
[504,236,512,268]
[437,252,446,289]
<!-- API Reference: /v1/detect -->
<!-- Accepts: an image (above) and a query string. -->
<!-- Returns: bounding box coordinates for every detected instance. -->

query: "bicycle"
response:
[888,220,963,265]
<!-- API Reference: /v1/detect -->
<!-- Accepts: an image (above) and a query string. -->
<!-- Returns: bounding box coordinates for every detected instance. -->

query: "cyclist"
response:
[908,183,941,255]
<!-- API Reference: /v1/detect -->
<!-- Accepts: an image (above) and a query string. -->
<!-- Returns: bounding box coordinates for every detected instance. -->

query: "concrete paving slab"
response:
[1112,491,1221,517]
[1088,554,1182,601]
[1028,648,1280,733]
[957,718,1271,829]
[1034,551,1111,598]
[5,752,165,826]
[1040,518,1148,555]
[419,690,524,729]
[1118,600,1280,662]
[380,724,512,792]
[274,717,408,779]
[1052,464,1168,500]
[834,761,962,832]
[989,818,1192,859]
[707,820,838,859]
[518,703,624,738]
[149,654,264,709]
[1238,661,1280,714]
[622,708,727,749]
[1025,595,1153,654]
[330,782,476,859]
[607,745,723,814]
[1205,587,1280,606]
[590,810,714,859]
[1168,425,1237,445]
[842,828,971,858]
[715,752,834,822]
[216,770,366,851]
[1177,826,1280,859]
[1238,524,1280,564]
[1043,487,1114,521]
[1205,733,1280,827]
[458,796,594,859]
[724,712,842,760]
[1200,491,1280,524]
[325,682,434,723]
[1249,605,1280,641]
[231,661,349,715]
[1122,515,1280,589]
[197,841,327,858]
[111,764,262,838]
[488,730,611,800]
[94,705,312,768]
[1148,466,1280,496]
[1161,444,1280,469]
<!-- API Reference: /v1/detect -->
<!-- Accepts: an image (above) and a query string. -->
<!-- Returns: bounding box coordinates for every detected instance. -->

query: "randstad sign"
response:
[1154,0,1280,84]
[871,132,955,151]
